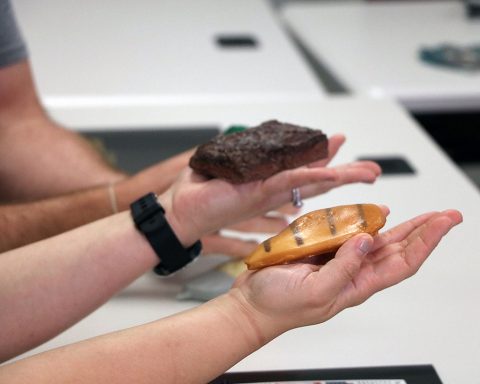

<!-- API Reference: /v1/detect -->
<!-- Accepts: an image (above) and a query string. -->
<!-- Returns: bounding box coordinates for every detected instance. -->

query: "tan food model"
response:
[245,204,386,270]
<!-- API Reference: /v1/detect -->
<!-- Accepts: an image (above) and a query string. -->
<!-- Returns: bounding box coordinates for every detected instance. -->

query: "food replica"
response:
[189,121,385,270]
[189,120,328,183]
[245,204,386,270]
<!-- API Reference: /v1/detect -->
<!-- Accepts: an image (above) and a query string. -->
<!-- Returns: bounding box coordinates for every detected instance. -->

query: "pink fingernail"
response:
[358,238,372,254]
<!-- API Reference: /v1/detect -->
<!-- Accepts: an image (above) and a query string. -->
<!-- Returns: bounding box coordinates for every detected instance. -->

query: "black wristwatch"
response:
[130,193,202,276]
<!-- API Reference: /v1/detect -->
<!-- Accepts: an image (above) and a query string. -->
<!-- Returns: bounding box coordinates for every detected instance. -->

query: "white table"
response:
[281,1,480,113]
[15,98,480,383]
[12,0,324,112]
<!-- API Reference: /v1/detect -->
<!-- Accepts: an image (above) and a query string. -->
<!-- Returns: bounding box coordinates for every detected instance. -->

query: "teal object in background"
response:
[419,43,480,71]
[224,125,247,135]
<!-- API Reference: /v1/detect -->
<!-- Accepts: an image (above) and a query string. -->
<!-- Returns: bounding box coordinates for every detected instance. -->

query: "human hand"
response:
[229,209,462,339]
[159,135,381,245]
[201,212,290,258]
[298,134,381,199]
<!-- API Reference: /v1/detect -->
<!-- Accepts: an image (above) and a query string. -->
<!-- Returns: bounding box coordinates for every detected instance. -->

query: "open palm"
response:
[231,209,462,335]
[161,134,381,245]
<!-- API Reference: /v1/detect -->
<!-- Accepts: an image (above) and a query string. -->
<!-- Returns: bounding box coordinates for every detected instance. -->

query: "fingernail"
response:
[358,237,372,254]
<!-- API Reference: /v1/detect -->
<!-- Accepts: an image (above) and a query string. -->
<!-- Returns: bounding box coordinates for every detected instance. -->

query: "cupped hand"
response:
[159,135,380,245]
[230,209,462,338]
[159,164,336,245]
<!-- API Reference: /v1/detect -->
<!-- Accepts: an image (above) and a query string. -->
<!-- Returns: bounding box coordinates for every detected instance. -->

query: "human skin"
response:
[0,164,364,361]
[0,161,461,363]
[0,62,381,256]
[0,205,462,383]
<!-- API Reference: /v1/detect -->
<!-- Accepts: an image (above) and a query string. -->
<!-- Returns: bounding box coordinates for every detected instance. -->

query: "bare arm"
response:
[0,60,382,261]
[0,148,196,253]
[0,208,461,384]
[0,163,368,361]
[0,120,381,255]
[0,60,266,255]
[0,211,158,362]
[0,60,194,253]
[0,61,126,201]
[0,291,271,384]
[0,186,116,252]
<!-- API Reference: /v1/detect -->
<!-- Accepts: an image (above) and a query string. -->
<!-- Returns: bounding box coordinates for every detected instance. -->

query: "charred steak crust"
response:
[189,120,328,184]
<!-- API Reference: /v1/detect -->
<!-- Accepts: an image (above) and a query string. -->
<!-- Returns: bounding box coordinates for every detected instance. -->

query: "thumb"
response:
[315,234,373,297]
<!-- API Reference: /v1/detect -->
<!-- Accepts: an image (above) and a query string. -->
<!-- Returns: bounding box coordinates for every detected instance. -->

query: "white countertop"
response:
[15,97,480,383]
[282,1,480,113]
[12,0,324,110]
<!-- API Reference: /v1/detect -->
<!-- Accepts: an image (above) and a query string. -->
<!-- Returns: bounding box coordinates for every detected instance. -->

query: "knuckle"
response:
[339,259,360,281]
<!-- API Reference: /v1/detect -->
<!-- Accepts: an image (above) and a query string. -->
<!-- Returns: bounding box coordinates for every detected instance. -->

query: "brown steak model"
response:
[189,120,328,184]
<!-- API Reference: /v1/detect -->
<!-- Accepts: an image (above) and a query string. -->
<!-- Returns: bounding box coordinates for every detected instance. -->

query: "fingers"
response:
[261,160,381,210]
[226,215,288,233]
[339,210,462,308]
[332,161,382,184]
[371,211,441,252]
[307,134,345,168]
[299,161,382,199]
[378,204,390,218]
[260,167,338,199]
[440,209,463,225]
[201,234,259,259]
[368,212,461,288]
[327,134,346,163]
[395,210,462,275]
[313,234,373,299]
[272,203,301,216]
[258,135,347,199]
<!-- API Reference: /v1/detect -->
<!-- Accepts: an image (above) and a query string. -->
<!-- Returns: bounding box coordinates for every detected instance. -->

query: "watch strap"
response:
[131,193,202,276]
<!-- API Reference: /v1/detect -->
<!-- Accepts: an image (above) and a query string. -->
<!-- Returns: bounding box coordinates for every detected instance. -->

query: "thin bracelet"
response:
[108,182,119,214]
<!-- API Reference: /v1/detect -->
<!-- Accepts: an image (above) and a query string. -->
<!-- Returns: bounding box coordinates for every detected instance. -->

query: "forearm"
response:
[0,290,280,384]
[113,149,195,209]
[0,185,117,253]
[0,116,125,202]
[0,148,196,254]
[0,61,125,202]
[0,211,158,362]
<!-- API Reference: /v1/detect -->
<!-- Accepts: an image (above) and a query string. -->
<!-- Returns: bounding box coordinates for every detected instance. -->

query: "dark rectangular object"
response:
[216,35,258,48]
[82,126,220,174]
[357,156,416,175]
[412,111,480,164]
[465,0,480,17]
[210,365,442,384]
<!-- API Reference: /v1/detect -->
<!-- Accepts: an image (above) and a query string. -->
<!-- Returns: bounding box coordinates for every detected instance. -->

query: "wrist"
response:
[130,192,202,276]
[156,193,201,248]
[113,177,139,212]
[221,288,286,348]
